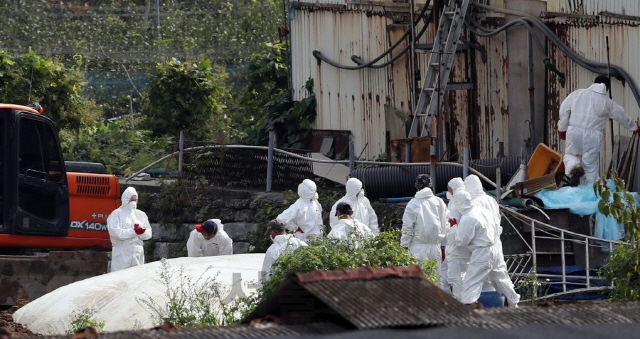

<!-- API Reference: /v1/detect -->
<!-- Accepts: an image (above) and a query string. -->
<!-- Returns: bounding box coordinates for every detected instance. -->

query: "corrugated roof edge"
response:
[295,265,425,283]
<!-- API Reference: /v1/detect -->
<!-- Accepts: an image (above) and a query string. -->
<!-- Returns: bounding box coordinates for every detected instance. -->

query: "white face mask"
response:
[128,201,137,210]
[446,192,452,200]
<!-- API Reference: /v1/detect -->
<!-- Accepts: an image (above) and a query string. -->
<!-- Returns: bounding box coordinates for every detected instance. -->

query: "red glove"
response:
[295,227,304,233]
[441,248,446,261]
[134,224,146,235]
[449,218,457,227]
[558,130,566,140]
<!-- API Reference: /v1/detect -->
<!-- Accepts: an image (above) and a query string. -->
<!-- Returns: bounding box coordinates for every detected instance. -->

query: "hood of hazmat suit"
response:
[277,179,323,241]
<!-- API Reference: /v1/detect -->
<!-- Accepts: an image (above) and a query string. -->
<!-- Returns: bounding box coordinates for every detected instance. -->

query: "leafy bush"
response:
[0,49,98,130]
[138,259,249,327]
[142,58,232,141]
[260,231,439,298]
[59,118,172,176]
[66,309,105,335]
[595,175,640,301]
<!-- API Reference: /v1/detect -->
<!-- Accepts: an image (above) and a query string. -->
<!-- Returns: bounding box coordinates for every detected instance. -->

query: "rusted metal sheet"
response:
[545,19,640,178]
[474,30,509,159]
[0,251,109,305]
[545,0,640,17]
[386,24,411,142]
[291,8,394,159]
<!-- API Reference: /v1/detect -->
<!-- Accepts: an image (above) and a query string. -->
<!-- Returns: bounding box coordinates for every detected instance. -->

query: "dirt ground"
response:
[0,300,34,338]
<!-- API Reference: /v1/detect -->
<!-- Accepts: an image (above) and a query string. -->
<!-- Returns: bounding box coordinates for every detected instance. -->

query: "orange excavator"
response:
[0,103,121,306]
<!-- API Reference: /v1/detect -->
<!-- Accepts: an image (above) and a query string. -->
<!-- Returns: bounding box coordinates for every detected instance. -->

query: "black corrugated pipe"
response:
[353,157,522,200]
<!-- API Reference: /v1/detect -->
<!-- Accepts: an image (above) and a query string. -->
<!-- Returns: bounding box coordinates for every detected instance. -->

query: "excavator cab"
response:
[0,104,121,306]
[0,104,119,249]
[0,104,70,236]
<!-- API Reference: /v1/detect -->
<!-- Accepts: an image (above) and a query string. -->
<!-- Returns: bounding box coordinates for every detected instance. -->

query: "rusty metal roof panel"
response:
[35,322,345,339]
[296,265,425,282]
[297,268,496,329]
[482,302,640,327]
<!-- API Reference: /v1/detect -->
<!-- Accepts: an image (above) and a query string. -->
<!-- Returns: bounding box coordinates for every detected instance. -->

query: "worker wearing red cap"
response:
[187,219,233,257]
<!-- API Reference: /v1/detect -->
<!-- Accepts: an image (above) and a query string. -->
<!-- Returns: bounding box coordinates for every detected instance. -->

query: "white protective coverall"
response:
[559,83,638,183]
[400,186,447,264]
[276,179,323,242]
[452,190,495,304]
[445,177,471,299]
[330,178,379,234]
[261,234,308,281]
[328,217,374,246]
[107,187,153,272]
[186,220,233,257]
[465,175,519,307]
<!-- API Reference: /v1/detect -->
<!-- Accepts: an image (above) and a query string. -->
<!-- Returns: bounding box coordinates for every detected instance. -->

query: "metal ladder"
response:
[408,0,471,138]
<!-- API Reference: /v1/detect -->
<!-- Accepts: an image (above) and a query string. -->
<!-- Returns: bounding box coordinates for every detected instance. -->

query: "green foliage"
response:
[142,58,231,140]
[66,308,105,335]
[59,118,172,176]
[371,200,406,232]
[244,78,317,149]
[0,49,98,130]
[138,259,249,327]
[515,267,551,306]
[248,190,295,253]
[595,175,640,301]
[260,230,439,298]
[233,42,289,131]
[237,42,317,149]
[1,1,283,64]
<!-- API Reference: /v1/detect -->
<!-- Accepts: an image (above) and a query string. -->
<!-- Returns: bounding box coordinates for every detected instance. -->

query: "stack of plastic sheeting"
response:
[13,253,265,335]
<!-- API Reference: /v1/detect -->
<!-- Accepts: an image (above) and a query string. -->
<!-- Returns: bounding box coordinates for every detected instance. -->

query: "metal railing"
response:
[126,138,497,191]
[500,206,619,301]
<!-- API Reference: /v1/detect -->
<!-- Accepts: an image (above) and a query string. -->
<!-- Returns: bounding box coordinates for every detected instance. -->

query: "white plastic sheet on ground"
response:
[13,253,265,335]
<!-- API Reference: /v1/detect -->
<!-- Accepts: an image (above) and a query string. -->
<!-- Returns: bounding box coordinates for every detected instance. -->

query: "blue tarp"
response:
[534,179,640,248]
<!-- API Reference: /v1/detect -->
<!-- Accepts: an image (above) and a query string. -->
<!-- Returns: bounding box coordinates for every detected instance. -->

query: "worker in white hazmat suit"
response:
[276,179,323,242]
[452,190,495,305]
[465,174,520,307]
[328,202,374,246]
[262,220,308,281]
[444,177,471,299]
[330,178,379,235]
[400,174,447,263]
[558,75,639,184]
[107,187,153,272]
[187,219,233,257]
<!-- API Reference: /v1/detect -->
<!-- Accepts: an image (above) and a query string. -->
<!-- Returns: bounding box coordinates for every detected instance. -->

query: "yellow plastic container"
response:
[527,143,565,179]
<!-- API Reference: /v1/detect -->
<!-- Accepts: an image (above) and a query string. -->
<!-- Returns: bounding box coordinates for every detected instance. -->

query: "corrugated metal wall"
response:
[291,6,390,159]
[545,0,640,16]
[291,1,640,164]
[545,17,640,177]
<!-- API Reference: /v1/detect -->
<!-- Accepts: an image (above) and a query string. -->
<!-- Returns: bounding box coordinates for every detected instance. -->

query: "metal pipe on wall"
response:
[430,145,437,193]
[178,130,184,179]
[349,140,355,176]
[463,146,470,178]
[267,131,274,192]
[528,31,536,148]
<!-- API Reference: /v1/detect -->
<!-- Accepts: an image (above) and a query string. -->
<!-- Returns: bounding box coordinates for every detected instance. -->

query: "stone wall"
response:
[130,183,287,261]
[127,182,407,261]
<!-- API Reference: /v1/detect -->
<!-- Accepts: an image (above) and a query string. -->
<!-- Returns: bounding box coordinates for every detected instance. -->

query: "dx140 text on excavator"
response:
[0,103,120,306]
